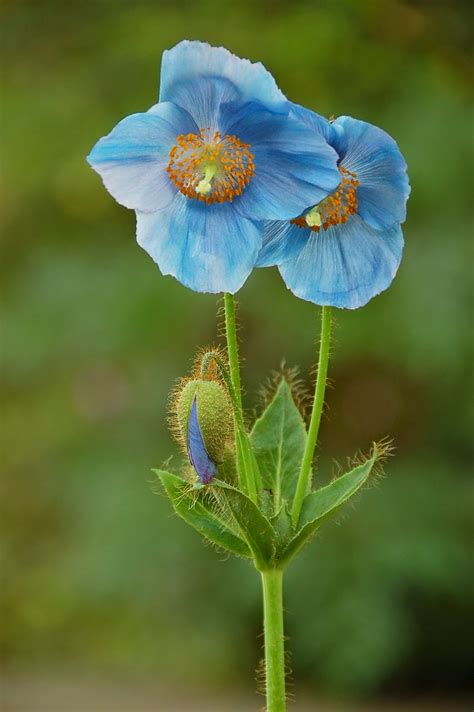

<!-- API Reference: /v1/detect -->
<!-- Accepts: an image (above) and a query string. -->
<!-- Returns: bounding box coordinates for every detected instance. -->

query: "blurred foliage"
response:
[1,0,473,702]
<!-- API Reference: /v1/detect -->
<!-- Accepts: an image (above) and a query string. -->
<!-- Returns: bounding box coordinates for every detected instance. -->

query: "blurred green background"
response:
[2,0,473,709]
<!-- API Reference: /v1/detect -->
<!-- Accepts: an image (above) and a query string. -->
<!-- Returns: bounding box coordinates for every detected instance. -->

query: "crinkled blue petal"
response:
[219,101,340,221]
[256,220,307,267]
[87,102,197,212]
[136,193,262,294]
[159,40,286,111]
[331,116,410,231]
[278,216,404,309]
[160,76,241,132]
[188,397,217,485]
[288,102,337,145]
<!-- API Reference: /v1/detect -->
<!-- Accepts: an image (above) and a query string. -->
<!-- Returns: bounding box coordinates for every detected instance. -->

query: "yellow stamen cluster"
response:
[167,128,255,204]
[291,165,360,232]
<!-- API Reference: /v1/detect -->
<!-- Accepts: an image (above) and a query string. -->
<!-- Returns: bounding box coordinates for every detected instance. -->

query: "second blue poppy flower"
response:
[258,106,410,309]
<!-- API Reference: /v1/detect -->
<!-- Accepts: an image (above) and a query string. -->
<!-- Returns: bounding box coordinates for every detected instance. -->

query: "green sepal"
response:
[214,480,275,570]
[250,378,307,511]
[155,470,251,559]
[278,448,379,567]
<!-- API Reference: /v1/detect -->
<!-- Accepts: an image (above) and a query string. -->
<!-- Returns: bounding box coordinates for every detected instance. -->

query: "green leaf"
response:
[250,378,307,510]
[270,502,293,552]
[155,470,251,559]
[279,449,379,566]
[214,480,275,570]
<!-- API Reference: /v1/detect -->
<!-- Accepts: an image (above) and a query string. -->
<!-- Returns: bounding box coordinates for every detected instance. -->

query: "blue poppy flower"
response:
[257,106,410,308]
[87,42,340,294]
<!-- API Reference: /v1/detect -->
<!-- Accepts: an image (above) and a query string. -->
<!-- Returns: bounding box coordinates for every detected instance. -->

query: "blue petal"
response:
[159,40,286,111]
[288,102,337,145]
[188,397,217,485]
[87,102,197,212]
[136,194,262,294]
[278,216,404,309]
[219,102,340,221]
[256,220,307,267]
[331,116,410,231]
[159,76,240,131]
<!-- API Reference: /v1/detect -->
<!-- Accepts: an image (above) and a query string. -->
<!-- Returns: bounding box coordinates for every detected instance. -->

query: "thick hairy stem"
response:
[261,569,286,712]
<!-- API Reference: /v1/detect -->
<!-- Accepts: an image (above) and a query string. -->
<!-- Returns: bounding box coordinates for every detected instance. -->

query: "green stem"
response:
[224,293,242,412]
[223,294,259,501]
[291,305,332,527]
[261,569,286,712]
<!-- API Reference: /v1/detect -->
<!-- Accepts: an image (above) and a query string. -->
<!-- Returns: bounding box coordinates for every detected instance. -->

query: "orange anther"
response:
[167,129,255,204]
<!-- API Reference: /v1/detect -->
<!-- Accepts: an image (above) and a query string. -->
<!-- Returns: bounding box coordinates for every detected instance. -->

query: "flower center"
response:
[291,166,359,232]
[167,129,255,204]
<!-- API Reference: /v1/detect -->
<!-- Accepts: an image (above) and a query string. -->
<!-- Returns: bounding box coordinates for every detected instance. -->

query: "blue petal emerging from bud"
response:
[187,397,217,484]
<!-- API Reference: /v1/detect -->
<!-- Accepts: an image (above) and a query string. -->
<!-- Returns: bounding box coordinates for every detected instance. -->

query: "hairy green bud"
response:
[174,379,233,464]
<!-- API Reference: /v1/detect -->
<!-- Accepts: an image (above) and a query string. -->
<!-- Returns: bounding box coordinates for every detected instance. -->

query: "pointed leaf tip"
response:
[278,447,379,566]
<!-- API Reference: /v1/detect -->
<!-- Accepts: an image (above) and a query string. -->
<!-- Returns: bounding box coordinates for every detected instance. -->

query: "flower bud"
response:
[172,379,234,483]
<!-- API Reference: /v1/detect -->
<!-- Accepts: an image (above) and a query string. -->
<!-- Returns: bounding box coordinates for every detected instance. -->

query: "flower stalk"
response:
[291,305,332,527]
[223,293,261,502]
[261,568,286,712]
[224,293,243,412]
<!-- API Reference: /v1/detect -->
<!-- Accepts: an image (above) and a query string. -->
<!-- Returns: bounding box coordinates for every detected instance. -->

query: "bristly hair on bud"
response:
[192,345,229,382]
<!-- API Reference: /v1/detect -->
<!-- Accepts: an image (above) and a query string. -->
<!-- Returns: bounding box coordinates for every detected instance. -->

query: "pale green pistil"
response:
[196,164,217,195]
[305,206,322,227]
